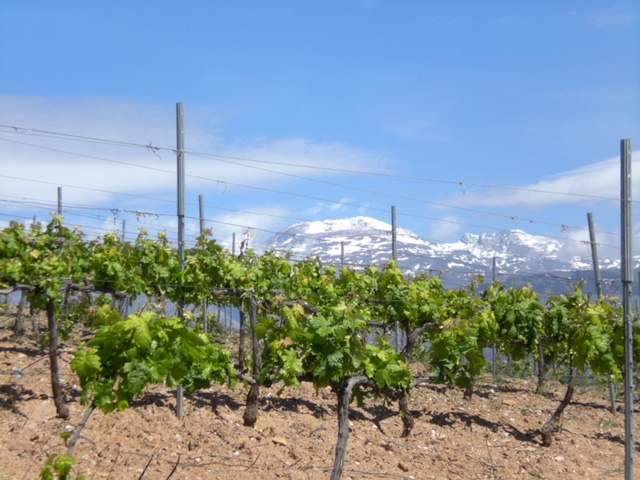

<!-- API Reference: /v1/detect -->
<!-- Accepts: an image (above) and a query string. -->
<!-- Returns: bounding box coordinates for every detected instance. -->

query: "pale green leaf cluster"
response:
[71,307,236,413]
[39,453,76,480]
[257,258,412,394]
[3,218,638,411]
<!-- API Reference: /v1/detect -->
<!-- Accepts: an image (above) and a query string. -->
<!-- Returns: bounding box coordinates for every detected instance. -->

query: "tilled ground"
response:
[0,317,638,480]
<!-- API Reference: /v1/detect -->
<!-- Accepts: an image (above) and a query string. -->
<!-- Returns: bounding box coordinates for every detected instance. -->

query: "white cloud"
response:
[555,228,598,261]
[0,97,191,210]
[330,198,352,212]
[450,152,640,210]
[428,215,466,241]
[383,116,447,142]
[0,96,388,226]
[207,138,387,188]
[208,205,292,253]
[306,202,326,215]
[306,198,356,216]
[358,204,370,215]
[553,225,636,263]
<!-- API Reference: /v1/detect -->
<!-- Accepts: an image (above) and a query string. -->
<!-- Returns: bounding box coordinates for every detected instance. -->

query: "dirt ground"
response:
[1,314,639,480]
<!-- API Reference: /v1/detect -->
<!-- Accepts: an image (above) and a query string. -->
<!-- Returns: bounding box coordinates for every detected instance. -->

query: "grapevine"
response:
[2,217,639,479]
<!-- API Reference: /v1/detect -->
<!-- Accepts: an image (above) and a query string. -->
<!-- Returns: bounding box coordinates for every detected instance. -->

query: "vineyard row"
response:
[1,216,639,480]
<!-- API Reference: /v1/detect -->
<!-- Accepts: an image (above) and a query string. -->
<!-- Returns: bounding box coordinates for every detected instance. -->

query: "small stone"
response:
[398,462,410,472]
[555,456,565,462]
[272,436,288,446]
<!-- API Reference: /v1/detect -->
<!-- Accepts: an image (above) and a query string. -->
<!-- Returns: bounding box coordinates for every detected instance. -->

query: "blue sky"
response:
[0,1,638,261]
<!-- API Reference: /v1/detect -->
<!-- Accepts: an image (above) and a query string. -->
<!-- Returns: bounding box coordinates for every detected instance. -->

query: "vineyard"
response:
[1,217,639,479]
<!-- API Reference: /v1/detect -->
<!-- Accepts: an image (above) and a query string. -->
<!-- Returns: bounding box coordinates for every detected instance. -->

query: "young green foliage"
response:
[484,283,544,361]
[257,259,412,394]
[39,453,76,480]
[427,286,493,389]
[72,307,236,413]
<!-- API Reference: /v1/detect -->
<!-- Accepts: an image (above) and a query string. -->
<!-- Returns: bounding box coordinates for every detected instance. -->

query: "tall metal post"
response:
[588,213,616,414]
[57,187,62,215]
[492,256,498,375]
[177,103,186,269]
[391,206,400,352]
[176,102,186,420]
[340,241,345,268]
[198,195,205,235]
[587,213,603,299]
[121,220,126,243]
[198,194,208,334]
[231,232,236,331]
[620,139,634,480]
[391,205,397,260]
[637,271,640,315]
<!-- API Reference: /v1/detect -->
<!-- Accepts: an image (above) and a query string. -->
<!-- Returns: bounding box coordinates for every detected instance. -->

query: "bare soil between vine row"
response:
[0,315,638,480]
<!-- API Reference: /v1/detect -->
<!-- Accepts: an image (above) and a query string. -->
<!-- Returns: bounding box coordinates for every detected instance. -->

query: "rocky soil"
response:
[0,314,638,480]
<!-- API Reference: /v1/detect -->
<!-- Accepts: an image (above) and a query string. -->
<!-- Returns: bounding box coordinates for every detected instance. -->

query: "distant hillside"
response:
[263,216,627,297]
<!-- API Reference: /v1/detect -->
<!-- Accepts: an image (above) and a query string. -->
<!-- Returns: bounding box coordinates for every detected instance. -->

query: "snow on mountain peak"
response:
[263,216,632,279]
[299,216,389,235]
[461,230,562,255]
[280,216,425,243]
[262,217,634,297]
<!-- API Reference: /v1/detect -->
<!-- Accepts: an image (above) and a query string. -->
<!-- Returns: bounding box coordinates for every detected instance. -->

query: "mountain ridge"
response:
[263,216,627,296]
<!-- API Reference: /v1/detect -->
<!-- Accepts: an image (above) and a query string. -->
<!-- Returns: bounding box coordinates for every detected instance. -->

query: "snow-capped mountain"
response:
[263,216,627,296]
[266,217,431,270]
